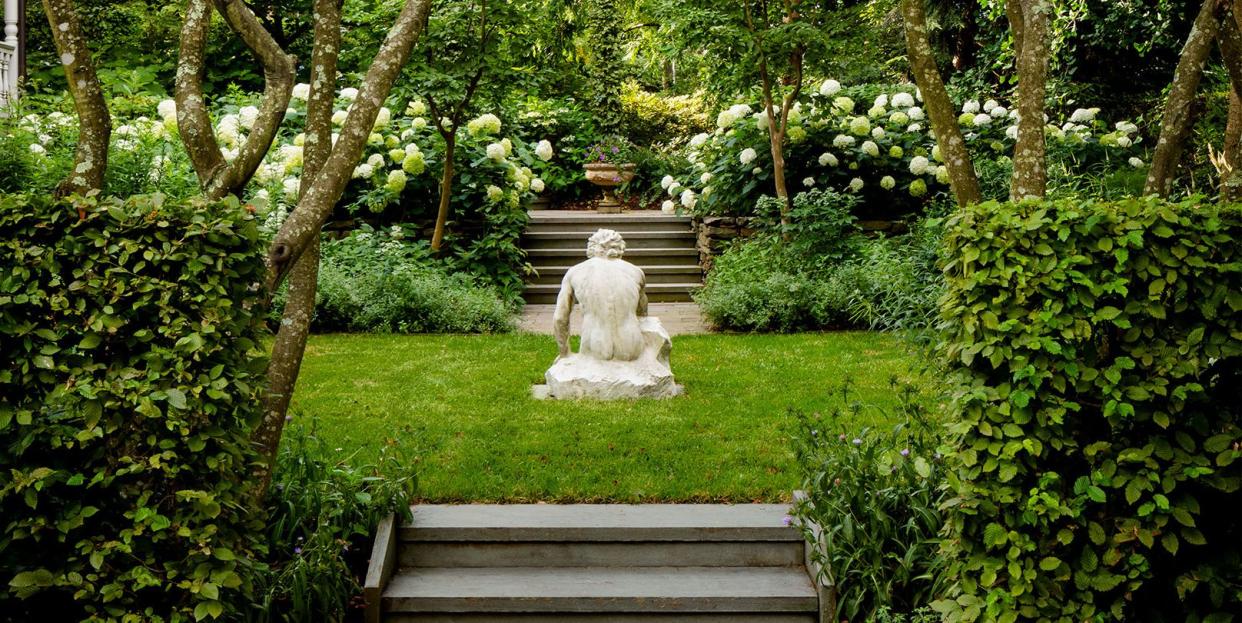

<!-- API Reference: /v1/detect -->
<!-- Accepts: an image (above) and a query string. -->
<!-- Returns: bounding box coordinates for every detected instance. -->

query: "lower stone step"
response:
[382,566,818,614]
[522,283,700,305]
[526,248,701,268]
[390,614,817,622]
[529,265,703,286]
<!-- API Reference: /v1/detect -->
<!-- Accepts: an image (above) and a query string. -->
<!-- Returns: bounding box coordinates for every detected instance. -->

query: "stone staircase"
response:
[365,504,826,622]
[522,212,703,304]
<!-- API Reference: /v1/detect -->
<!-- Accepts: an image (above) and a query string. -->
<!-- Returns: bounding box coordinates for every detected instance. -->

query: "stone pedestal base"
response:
[538,317,681,400]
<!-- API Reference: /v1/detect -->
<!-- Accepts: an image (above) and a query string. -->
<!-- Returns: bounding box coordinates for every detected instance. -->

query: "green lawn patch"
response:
[291,332,923,502]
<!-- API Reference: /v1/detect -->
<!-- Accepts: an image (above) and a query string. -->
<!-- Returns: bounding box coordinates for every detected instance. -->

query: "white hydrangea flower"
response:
[963,100,981,114]
[752,167,763,175]
[291,83,311,100]
[740,148,758,165]
[680,189,697,209]
[689,133,710,148]
[407,100,427,116]
[500,138,513,156]
[531,178,545,193]
[1009,108,1021,119]
[935,166,951,184]
[535,139,555,161]
[405,142,422,156]
[340,87,360,101]
[849,178,864,192]
[700,172,713,185]
[868,105,887,118]
[983,99,999,113]
[29,143,46,156]
[973,113,993,127]
[874,94,889,109]
[802,177,816,187]
[881,176,896,190]
[467,113,502,136]
[932,145,943,161]
[486,143,506,162]
[862,141,880,157]
[158,99,177,120]
[833,97,856,113]
[374,107,393,129]
[907,123,923,133]
[668,183,683,197]
[890,111,910,125]
[283,177,300,199]
[331,110,348,126]
[908,107,925,121]
[1129,157,1144,168]
[871,127,886,139]
[819,152,838,167]
[1116,121,1139,135]
[910,179,928,197]
[849,116,871,136]
[891,92,915,108]
[991,106,1008,118]
[1006,126,1019,140]
[909,156,930,175]
[889,145,904,158]
[222,147,239,162]
[239,106,260,129]
[661,175,676,190]
[389,148,406,163]
[819,79,842,97]
[716,104,753,130]
[1117,136,1133,148]
[386,169,407,193]
[252,188,271,211]
[755,113,770,131]
[1069,108,1100,123]
[833,135,856,148]
[367,153,385,168]
[486,185,504,202]
[352,163,374,180]
[661,200,676,214]
[402,152,426,175]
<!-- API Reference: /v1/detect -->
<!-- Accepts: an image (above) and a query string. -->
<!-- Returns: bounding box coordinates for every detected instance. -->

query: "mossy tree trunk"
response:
[1010,0,1051,200]
[1218,0,1242,200]
[900,0,982,206]
[40,0,109,197]
[1145,0,1226,198]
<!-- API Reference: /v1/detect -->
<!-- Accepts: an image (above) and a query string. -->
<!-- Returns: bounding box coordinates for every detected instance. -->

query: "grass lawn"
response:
[291,332,925,503]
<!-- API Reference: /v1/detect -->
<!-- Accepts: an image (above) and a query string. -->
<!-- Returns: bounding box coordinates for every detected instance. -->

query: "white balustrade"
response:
[1,0,18,107]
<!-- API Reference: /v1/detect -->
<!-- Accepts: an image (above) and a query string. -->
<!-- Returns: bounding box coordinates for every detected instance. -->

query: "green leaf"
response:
[1097,306,1122,321]
[1039,556,1062,571]
[33,355,54,370]
[10,569,55,589]
[78,333,102,349]
[166,389,188,410]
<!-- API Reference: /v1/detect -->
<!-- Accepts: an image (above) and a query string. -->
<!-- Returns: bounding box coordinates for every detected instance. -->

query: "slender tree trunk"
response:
[1218,0,1242,199]
[266,0,433,291]
[252,0,341,495]
[41,0,109,196]
[1010,0,1051,200]
[901,0,983,206]
[953,6,978,71]
[1007,0,1026,60]
[1145,0,1225,197]
[431,135,457,252]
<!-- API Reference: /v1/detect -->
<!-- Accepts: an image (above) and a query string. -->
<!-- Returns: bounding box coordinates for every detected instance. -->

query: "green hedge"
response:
[934,197,1241,622]
[0,193,269,621]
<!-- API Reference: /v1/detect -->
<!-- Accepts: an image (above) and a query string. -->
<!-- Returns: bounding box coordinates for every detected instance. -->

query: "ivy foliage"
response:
[934,197,1242,622]
[584,0,625,134]
[0,193,270,621]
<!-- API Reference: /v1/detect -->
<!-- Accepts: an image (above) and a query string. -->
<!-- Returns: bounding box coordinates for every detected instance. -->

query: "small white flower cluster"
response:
[717,104,754,130]
[467,113,502,137]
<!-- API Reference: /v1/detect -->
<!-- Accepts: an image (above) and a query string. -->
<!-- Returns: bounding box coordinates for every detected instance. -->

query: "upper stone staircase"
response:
[521,211,703,305]
[365,504,825,622]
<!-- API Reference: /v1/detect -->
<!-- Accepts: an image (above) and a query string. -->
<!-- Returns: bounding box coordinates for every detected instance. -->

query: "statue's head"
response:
[586,228,626,259]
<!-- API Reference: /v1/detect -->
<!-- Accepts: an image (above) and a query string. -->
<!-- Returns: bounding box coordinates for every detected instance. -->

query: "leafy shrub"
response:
[793,381,949,621]
[755,188,862,271]
[0,193,269,621]
[619,80,711,147]
[243,425,417,622]
[934,196,1242,622]
[309,227,516,334]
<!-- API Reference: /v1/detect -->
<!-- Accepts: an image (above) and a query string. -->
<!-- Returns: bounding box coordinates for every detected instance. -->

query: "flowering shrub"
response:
[792,381,949,621]
[661,80,1148,216]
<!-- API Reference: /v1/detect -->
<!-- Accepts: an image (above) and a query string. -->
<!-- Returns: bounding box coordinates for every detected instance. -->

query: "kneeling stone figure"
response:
[542,228,681,399]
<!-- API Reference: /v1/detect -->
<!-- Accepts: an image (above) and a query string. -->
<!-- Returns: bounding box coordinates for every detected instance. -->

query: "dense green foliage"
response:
[934,197,1242,621]
[0,193,269,621]
[308,227,517,334]
[245,426,417,622]
[585,0,625,133]
[696,190,944,333]
[793,382,949,621]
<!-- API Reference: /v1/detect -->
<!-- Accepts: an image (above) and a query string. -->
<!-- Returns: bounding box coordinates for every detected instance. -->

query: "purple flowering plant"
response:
[583,135,636,166]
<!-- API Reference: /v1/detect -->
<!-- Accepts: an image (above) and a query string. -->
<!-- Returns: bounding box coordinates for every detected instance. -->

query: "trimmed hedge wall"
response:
[933,197,1241,622]
[0,193,269,621]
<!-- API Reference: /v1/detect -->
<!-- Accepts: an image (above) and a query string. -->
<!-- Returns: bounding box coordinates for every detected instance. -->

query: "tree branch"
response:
[175,0,229,193]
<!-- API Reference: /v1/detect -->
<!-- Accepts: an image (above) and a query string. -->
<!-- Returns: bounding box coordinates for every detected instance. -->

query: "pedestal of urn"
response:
[584,163,636,214]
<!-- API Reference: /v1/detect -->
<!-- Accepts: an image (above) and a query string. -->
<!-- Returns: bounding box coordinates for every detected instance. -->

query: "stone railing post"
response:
[1,0,17,106]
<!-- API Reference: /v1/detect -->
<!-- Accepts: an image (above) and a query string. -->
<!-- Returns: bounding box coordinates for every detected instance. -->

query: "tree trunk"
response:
[41,0,110,196]
[901,0,983,206]
[266,0,433,291]
[1218,0,1242,200]
[1145,0,1225,197]
[1010,0,1051,200]
[431,135,457,252]
[952,5,978,71]
[252,0,341,496]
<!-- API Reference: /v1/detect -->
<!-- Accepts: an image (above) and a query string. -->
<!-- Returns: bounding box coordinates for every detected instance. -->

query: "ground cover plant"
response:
[289,331,924,502]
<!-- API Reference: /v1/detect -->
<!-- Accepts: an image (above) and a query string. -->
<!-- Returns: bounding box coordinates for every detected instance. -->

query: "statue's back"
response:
[571,258,644,362]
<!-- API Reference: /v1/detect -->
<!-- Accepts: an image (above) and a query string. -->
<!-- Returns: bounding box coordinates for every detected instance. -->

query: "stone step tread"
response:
[532,265,703,276]
[382,566,817,612]
[529,214,692,224]
[401,504,798,542]
[400,541,804,568]
[526,248,699,257]
[523,231,695,238]
[522,283,702,293]
[388,614,815,622]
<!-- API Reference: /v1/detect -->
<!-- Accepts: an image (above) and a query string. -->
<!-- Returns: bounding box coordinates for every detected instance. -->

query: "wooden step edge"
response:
[364,513,398,623]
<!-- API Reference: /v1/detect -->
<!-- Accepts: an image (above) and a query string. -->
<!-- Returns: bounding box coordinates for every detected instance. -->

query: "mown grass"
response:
[290,332,924,503]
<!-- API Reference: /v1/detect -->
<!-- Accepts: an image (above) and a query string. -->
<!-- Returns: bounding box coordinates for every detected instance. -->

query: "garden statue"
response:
[539,229,681,399]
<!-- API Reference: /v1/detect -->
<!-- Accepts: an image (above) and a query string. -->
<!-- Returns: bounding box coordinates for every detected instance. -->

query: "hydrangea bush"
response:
[660,79,1148,216]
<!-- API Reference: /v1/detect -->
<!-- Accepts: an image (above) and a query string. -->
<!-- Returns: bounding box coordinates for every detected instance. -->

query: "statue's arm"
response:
[637,270,649,317]
[553,274,574,358]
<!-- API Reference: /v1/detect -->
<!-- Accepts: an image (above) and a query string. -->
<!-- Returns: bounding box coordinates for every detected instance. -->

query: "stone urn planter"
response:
[584,163,636,214]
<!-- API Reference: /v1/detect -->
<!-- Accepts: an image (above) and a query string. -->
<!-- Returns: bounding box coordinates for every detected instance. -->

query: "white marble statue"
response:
[541,229,681,399]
